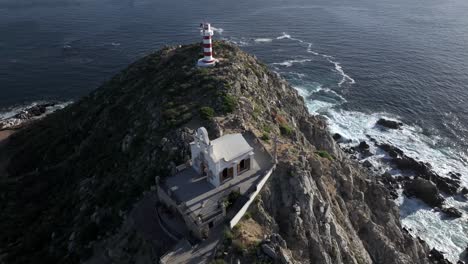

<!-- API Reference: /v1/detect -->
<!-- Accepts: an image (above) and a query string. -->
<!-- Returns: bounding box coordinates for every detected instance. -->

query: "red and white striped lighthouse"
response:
[197,22,218,67]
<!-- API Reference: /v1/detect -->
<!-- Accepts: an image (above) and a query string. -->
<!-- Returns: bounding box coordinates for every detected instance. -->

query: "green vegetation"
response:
[224,189,241,209]
[260,133,270,141]
[223,94,238,113]
[316,150,334,160]
[243,211,252,220]
[199,106,215,120]
[279,123,293,136]
[223,228,234,245]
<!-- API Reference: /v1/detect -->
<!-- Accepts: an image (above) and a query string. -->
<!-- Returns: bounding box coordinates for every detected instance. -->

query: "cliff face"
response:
[0,42,430,263]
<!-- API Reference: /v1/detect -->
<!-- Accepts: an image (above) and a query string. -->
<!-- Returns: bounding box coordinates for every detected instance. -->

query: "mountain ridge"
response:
[0,41,434,263]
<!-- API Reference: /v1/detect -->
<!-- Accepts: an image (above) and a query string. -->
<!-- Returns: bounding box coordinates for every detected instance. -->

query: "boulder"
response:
[428,248,451,264]
[362,160,372,168]
[376,118,403,129]
[440,207,462,218]
[332,133,342,141]
[358,141,370,150]
[404,178,445,207]
[378,143,404,158]
[261,243,277,259]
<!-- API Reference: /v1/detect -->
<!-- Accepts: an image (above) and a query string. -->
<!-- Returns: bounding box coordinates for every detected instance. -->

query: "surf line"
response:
[276,32,355,87]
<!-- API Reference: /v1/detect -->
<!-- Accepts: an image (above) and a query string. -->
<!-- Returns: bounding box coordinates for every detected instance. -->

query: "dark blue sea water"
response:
[1,0,468,260]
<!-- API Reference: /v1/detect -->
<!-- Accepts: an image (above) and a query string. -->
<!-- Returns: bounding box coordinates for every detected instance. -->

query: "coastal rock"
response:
[376,118,403,129]
[358,141,370,150]
[404,178,444,207]
[333,133,342,141]
[429,248,451,264]
[440,207,462,218]
[261,243,277,259]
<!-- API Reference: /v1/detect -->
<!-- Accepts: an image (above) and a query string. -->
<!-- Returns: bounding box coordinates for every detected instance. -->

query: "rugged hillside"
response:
[0,41,432,263]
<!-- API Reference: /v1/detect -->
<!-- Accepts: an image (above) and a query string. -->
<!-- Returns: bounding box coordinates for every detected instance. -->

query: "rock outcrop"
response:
[0,41,432,264]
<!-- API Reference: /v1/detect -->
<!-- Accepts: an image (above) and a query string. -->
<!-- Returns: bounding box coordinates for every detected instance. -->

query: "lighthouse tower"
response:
[197,22,218,67]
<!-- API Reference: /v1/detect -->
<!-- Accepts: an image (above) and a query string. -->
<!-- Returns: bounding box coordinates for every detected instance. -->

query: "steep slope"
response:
[0,41,431,263]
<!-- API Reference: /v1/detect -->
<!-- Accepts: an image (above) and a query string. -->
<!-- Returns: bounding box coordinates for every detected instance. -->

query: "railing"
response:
[229,165,276,229]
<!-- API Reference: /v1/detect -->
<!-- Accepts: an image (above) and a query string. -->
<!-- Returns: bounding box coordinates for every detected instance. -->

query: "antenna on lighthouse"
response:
[197,22,218,67]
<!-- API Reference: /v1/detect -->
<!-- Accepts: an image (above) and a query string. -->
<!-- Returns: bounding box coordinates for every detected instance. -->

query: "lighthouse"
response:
[197,22,218,67]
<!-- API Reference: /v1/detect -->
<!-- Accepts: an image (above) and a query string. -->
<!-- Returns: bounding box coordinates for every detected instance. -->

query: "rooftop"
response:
[210,133,253,162]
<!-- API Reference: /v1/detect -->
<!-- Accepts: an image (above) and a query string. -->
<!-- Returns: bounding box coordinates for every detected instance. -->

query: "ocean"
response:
[1,0,467,261]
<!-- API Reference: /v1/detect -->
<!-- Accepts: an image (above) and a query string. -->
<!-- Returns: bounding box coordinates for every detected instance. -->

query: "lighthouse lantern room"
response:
[197,22,218,67]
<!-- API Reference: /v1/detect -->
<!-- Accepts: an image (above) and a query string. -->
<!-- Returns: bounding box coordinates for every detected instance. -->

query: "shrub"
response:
[244,212,252,220]
[223,228,233,244]
[260,133,270,141]
[211,259,227,264]
[263,125,272,133]
[316,150,334,160]
[279,123,293,136]
[199,106,215,120]
[232,239,246,254]
[223,94,238,113]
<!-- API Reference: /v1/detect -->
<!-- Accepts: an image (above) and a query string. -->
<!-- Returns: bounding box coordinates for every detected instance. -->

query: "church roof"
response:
[210,133,253,162]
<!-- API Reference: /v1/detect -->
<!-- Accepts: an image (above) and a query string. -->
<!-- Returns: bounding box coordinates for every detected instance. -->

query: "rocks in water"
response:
[358,141,370,150]
[428,248,451,264]
[362,160,372,168]
[332,133,342,141]
[404,178,445,208]
[376,118,403,129]
[378,143,404,158]
[440,207,462,218]
[380,172,400,199]
[13,103,55,120]
[378,142,461,196]
[0,102,57,130]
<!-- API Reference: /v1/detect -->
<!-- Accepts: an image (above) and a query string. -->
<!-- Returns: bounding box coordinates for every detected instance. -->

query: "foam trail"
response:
[276,32,355,86]
[254,38,273,43]
[276,32,304,43]
[306,43,319,55]
[325,57,356,87]
[272,59,313,67]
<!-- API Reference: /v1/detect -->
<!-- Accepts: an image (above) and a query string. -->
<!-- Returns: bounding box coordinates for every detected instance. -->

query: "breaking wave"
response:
[271,58,312,67]
[267,32,468,262]
[211,26,224,34]
[254,38,273,43]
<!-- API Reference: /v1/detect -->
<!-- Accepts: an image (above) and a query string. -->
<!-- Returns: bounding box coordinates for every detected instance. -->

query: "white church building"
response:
[157,127,262,239]
[190,127,254,187]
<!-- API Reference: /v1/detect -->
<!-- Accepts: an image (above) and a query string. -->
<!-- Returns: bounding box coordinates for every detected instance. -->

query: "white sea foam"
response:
[298,100,468,262]
[271,58,312,67]
[276,32,355,87]
[324,57,356,87]
[111,42,121,46]
[397,191,468,263]
[273,30,467,262]
[276,32,304,43]
[211,26,224,34]
[306,43,319,56]
[254,38,273,43]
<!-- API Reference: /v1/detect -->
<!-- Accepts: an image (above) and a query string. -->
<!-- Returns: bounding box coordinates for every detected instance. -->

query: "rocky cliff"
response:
[0,41,433,263]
